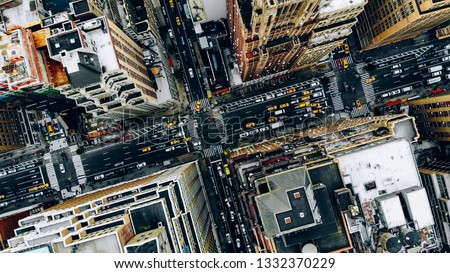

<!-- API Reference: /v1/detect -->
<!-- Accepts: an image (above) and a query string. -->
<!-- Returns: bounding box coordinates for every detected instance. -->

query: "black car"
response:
[61,153,68,162]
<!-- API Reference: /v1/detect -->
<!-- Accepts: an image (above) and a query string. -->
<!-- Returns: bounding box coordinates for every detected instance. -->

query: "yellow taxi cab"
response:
[207,93,213,98]
[312,109,323,114]
[356,99,363,110]
[344,43,350,54]
[303,90,313,95]
[183,137,193,142]
[301,96,310,101]
[343,59,349,69]
[299,101,310,108]
[195,101,201,112]
[365,76,376,84]
[224,164,231,175]
[168,120,178,128]
[170,139,180,145]
[268,117,277,123]
[246,122,256,128]
[279,102,290,109]
[169,0,175,9]
[310,103,321,108]
[267,105,277,111]
[176,17,181,26]
[141,146,152,153]
[287,88,296,94]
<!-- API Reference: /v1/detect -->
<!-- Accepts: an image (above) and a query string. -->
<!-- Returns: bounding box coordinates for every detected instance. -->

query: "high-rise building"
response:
[227,0,367,81]
[407,93,450,141]
[0,108,25,153]
[357,0,450,50]
[46,16,161,118]
[3,161,219,253]
[419,160,450,250]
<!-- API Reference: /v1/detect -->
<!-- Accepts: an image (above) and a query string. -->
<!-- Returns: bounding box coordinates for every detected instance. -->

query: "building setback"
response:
[408,93,450,141]
[0,108,25,153]
[227,0,367,81]
[357,0,450,50]
[2,161,219,253]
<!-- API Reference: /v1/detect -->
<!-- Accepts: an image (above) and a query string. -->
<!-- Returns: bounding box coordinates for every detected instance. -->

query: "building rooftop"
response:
[47,29,83,57]
[2,0,40,29]
[319,0,366,14]
[256,166,320,238]
[337,139,421,202]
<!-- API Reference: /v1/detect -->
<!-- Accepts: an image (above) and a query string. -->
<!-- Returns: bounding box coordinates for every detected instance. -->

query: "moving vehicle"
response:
[268,117,277,123]
[355,99,362,110]
[59,164,65,174]
[245,122,256,128]
[392,64,402,69]
[279,103,289,108]
[137,162,147,169]
[175,17,181,26]
[428,65,443,73]
[94,174,105,180]
[343,59,349,69]
[402,86,413,93]
[195,101,201,112]
[427,77,442,85]
[392,69,402,75]
[432,71,442,77]
[274,109,285,115]
[141,146,151,152]
[226,233,232,244]
[168,29,173,38]
[365,76,376,84]
[267,105,277,111]
[188,68,194,78]
[224,164,231,175]
[236,238,241,248]
[169,0,175,9]
[442,56,450,62]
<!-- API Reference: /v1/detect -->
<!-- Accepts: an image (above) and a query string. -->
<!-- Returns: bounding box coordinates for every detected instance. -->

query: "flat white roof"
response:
[82,18,120,72]
[320,0,366,14]
[375,194,406,229]
[337,139,421,202]
[2,0,40,29]
[401,187,435,229]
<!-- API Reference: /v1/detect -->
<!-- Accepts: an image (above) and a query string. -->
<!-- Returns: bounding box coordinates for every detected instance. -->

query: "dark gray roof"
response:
[66,53,102,88]
[47,30,82,57]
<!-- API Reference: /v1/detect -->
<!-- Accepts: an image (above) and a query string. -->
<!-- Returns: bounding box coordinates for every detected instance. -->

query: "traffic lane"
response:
[164,0,205,100]
[0,167,46,201]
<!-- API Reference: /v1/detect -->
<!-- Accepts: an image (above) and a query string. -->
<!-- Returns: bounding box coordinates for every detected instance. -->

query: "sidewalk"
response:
[0,144,45,169]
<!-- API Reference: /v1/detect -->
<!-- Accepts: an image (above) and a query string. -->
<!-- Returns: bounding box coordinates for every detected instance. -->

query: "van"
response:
[402,86,412,93]
[274,109,285,115]
[392,69,402,75]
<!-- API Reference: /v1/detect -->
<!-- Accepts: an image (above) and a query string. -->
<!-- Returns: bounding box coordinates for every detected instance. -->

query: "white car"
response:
[59,164,65,174]
[0,171,6,176]
[94,174,105,180]
[442,56,450,61]
[168,29,174,38]
[188,68,194,78]
[137,162,147,169]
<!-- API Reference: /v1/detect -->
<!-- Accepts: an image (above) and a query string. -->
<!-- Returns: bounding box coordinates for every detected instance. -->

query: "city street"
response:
[160,0,208,106]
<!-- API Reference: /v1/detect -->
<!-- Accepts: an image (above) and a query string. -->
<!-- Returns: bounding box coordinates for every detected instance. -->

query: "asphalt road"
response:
[0,163,48,203]
[80,123,191,184]
[161,0,207,102]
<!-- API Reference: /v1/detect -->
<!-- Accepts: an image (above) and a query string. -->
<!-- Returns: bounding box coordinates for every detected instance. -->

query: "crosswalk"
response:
[351,103,370,118]
[330,56,353,70]
[371,45,433,65]
[72,155,86,185]
[203,145,223,158]
[360,72,376,103]
[190,98,210,112]
[325,71,344,111]
[45,163,60,191]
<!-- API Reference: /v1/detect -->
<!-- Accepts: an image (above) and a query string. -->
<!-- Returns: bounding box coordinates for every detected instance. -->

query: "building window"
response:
[294,192,301,199]
[284,217,291,224]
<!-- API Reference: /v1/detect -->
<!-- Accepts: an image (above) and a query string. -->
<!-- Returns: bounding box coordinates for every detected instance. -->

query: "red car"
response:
[336,59,342,69]
[431,88,445,95]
